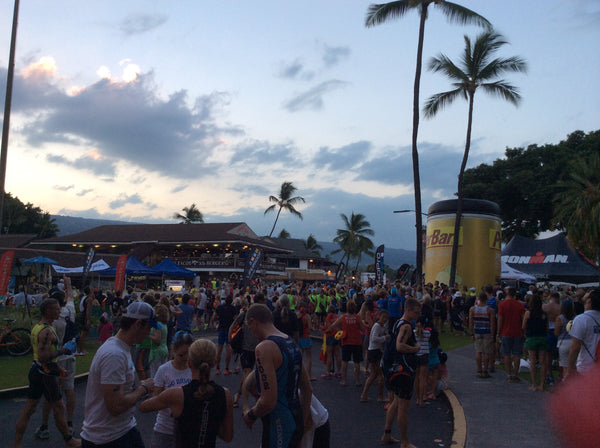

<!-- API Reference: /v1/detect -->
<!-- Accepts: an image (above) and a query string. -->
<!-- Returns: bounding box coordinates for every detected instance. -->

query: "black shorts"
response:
[416,354,429,367]
[341,344,363,363]
[27,363,62,403]
[385,370,415,400]
[367,349,383,365]
[240,349,256,370]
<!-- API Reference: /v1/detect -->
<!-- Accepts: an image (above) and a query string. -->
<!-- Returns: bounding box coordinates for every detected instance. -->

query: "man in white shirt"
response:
[567,289,600,376]
[80,302,158,447]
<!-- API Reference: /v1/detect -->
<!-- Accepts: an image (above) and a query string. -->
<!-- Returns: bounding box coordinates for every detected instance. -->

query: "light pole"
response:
[393,210,428,285]
[0,0,20,233]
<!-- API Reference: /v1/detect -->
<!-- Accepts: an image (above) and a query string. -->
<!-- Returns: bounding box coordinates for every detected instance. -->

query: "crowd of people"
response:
[9,274,600,448]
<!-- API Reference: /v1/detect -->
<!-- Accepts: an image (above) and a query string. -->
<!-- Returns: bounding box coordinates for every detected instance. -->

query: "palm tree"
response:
[333,212,375,274]
[264,181,305,237]
[277,228,291,239]
[36,212,59,238]
[173,203,204,224]
[365,1,490,286]
[553,154,600,270]
[424,31,527,286]
[304,234,323,257]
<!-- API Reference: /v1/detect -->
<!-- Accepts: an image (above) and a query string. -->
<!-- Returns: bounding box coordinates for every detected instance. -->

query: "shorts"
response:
[416,354,429,367]
[217,330,229,345]
[299,337,312,349]
[326,336,339,346]
[82,427,145,448]
[525,336,547,351]
[132,347,150,372]
[151,429,175,448]
[367,349,382,365]
[385,370,415,400]
[240,349,256,370]
[428,362,440,372]
[57,356,76,390]
[474,334,494,354]
[500,336,524,357]
[341,345,363,363]
[27,363,62,402]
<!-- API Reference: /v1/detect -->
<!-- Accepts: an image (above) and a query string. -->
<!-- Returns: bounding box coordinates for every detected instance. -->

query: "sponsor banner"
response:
[425,215,501,288]
[0,251,15,297]
[53,259,110,274]
[501,254,569,265]
[375,245,384,285]
[243,248,263,283]
[335,262,345,282]
[115,255,128,292]
[81,246,95,287]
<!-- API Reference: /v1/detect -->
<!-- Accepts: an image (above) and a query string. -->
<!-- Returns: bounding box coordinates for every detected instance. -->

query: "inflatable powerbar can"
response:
[425,199,501,288]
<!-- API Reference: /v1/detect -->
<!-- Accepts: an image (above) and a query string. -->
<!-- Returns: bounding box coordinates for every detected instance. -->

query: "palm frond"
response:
[428,54,468,81]
[365,1,411,27]
[478,56,528,80]
[424,88,465,118]
[437,2,492,29]
[481,81,521,106]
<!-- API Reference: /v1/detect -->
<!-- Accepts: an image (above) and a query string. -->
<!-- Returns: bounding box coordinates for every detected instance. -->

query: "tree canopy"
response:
[462,130,600,242]
[173,204,204,224]
[1,193,59,238]
[264,181,305,237]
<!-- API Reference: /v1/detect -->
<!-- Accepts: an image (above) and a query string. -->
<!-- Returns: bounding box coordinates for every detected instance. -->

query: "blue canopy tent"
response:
[151,258,195,278]
[98,256,156,276]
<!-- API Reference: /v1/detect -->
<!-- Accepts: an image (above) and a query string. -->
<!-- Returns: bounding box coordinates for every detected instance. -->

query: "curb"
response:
[445,389,467,448]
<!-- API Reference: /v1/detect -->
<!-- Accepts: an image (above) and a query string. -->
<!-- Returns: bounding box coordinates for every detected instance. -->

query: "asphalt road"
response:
[1,332,453,448]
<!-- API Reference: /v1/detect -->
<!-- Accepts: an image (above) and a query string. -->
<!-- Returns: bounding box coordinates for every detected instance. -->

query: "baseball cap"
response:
[123,302,161,328]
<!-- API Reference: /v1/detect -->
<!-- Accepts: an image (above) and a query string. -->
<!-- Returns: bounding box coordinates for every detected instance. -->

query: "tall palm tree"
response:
[333,212,375,274]
[424,31,527,286]
[304,234,323,257]
[365,1,490,286]
[264,181,305,237]
[173,203,204,224]
[553,154,600,270]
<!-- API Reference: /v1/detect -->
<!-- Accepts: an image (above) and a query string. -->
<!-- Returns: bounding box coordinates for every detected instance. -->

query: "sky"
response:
[0,0,598,252]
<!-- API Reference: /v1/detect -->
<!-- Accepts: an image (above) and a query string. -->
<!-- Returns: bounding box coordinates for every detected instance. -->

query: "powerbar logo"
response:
[427,227,461,248]
[501,252,569,264]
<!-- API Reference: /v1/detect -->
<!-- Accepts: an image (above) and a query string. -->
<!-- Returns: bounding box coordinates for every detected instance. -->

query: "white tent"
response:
[52,259,110,274]
[501,261,536,283]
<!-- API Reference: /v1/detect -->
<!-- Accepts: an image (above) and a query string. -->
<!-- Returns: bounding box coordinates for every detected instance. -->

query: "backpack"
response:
[382,319,403,369]
[229,312,245,354]
[63,315,80,345]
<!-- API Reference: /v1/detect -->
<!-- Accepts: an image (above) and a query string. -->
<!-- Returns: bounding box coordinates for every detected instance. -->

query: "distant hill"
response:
[52,215,139,236]
[51,215,416,269]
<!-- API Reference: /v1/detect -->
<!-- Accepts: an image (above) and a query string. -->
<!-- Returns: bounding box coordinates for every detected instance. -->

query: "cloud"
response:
[4,65,245,178]
[278,59,314,81]
[109,194,143,209]
[229,139,301,166]
[322,45,351,68]
[312,141,372,172]
[170,185,188,193]
[283,80,348,112]
[77,189,93,197]
[53,185,74,191]
[119,13,168,36]
[46,152,117,177]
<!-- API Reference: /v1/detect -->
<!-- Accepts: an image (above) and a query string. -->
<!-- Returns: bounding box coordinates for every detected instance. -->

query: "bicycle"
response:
[0,318,32,356]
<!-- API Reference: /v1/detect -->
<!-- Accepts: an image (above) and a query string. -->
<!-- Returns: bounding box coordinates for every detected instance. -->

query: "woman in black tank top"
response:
[140,338,234,447]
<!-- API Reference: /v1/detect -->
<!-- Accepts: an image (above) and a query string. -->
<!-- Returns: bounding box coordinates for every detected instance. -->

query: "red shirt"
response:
[324,313,338,337]
[498,299,525,337]
[341,314,362,346]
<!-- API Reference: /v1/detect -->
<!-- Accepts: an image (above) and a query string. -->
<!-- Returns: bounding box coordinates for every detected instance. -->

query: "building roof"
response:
[30,222,289,252]
[0,234,38,248]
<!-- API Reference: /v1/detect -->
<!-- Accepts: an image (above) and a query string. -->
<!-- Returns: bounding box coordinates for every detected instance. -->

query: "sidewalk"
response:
[447,344,563,448]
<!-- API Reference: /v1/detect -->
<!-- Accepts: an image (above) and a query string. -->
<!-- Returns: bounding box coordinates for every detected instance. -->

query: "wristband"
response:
[140,384,149,395]
[248,408,258,421]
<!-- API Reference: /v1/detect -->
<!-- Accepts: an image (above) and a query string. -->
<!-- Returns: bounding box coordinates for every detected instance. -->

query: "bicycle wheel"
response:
[6,327,32,356]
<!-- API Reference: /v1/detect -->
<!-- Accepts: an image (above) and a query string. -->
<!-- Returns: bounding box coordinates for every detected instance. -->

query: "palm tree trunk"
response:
[449,91,475,287]
[268,207,283,237]
[412,4,428,287]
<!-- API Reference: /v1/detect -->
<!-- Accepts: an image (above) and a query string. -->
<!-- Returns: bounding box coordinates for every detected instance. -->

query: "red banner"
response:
[0,251,15,297]
[114,255,128,292]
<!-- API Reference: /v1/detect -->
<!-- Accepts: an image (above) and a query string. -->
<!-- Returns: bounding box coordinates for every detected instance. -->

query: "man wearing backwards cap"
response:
[80,302,159,447]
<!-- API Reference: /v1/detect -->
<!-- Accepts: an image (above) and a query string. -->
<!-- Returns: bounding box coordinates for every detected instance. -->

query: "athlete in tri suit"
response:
[13,298,80,448]
[243,304,312,448]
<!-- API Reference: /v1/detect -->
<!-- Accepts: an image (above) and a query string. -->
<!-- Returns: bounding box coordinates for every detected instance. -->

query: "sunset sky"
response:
[0,0,598,250]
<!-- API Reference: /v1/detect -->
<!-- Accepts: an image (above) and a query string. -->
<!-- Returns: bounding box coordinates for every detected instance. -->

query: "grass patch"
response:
[439,330,472,352]
[0,340,101,390]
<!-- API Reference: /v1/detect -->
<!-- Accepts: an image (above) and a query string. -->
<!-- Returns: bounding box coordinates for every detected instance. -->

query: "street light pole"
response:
[0,0,20,233]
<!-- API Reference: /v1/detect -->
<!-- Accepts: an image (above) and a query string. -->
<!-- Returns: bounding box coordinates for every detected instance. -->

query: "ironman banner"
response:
[424,199,501,288]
